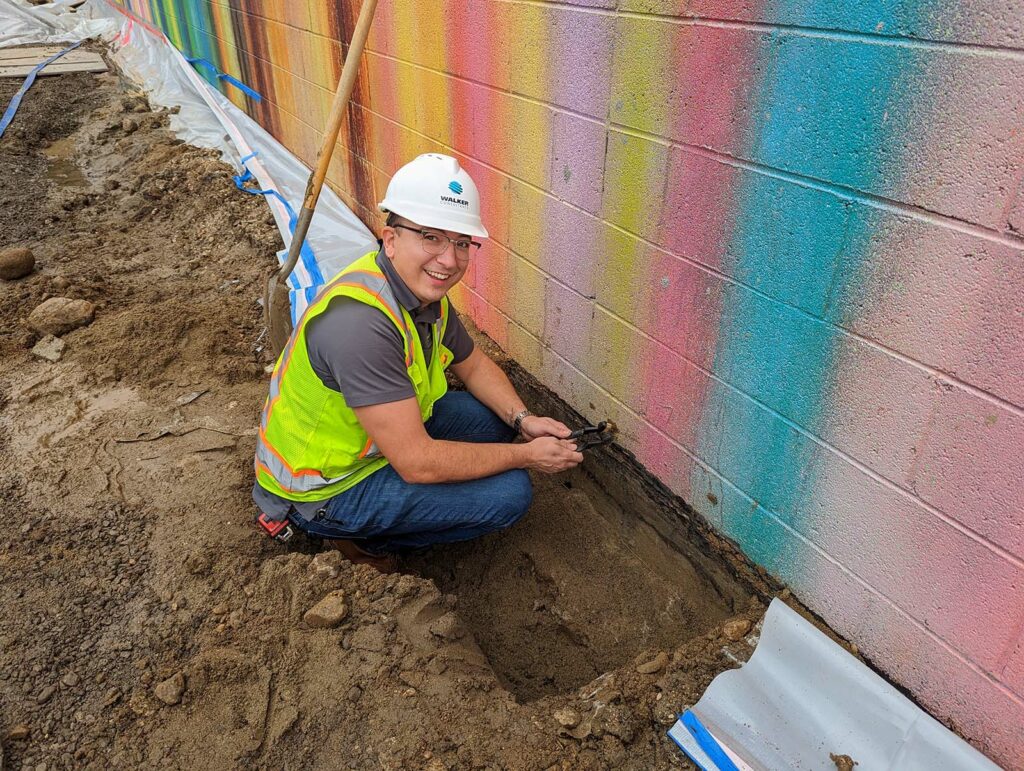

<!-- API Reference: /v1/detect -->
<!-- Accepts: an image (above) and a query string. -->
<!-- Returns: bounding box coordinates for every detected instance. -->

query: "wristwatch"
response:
[512,409,533,436]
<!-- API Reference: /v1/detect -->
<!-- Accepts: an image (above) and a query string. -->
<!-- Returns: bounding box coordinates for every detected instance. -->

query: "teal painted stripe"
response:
[698,5,926,568]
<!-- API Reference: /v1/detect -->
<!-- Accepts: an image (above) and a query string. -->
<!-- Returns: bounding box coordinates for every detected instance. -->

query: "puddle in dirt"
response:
[41,136,88,187]
[409,467,750,702]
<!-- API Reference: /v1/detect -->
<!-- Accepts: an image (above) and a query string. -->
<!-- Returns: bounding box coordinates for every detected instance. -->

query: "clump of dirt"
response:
[0,54,768,770]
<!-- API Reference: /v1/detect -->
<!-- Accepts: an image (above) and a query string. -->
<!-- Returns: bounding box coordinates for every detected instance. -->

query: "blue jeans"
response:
[294,392,533,553]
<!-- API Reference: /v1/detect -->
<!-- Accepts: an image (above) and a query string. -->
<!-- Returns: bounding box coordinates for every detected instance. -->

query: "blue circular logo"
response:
[448,180,463,195]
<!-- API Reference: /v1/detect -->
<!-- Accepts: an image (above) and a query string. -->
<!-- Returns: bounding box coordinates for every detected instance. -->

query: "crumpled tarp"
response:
[669,599,1001,771]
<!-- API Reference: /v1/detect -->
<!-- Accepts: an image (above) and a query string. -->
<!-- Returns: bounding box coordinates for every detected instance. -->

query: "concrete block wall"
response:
[113,0,1024,764]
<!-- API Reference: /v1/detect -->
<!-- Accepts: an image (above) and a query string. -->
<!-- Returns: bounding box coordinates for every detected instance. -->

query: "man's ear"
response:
[381,224,397,257]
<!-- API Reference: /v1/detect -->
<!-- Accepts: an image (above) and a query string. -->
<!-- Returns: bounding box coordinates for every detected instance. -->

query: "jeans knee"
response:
[491,470,532,529]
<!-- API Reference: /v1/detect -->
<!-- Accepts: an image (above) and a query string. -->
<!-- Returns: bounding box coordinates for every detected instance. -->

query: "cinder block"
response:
[441,0,512,91]
[446,78,477,157]
[718,484,805,582]
[383,3,445,72]
[506,178,548,266]
[507,4,614,119]
[1005,177,1024,234]
[503,254,547,340]
[632,423,705,515]
[658,148,736,273]
[583,309,646,413]
[715,282,836,428]
[594,224,648,325]
[506,321,544,376]
[543,280,594,369]
[473,246,533,336]
[802,438,1024,672]
[409,68,453,147]
[465,288,510,350]
[536,348,646,449]
[551,112,606,216]
[538,200,602,298]
[364,53,402,125]
[751,36,1024,229]
[826,204,1024,406]
[472,92,553,189]
[708,161,851,318]
[281,26,311,83]
[818,336,939,484]
[263,20,292,74]
[715,386,819,521]
[610,19,766,156]
[282,2,309,33]
[365,0,396,56]
[636,346,715,454]
[910,385,1024,557]
[1003,628,1024,698]
[634,249,724,372]
[601,130,669,238]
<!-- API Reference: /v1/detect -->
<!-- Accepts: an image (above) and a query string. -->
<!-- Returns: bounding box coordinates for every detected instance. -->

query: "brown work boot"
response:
[326,539,399,574]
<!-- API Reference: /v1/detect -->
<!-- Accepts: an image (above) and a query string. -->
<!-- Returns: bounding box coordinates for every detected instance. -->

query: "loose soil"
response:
[0,61,769,770]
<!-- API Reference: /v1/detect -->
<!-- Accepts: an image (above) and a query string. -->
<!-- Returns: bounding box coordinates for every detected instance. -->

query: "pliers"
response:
[568,420,617,452]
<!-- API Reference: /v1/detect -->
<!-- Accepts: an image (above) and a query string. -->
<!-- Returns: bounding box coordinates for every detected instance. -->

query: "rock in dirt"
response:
[308,551,343,580]
[31,334,65,362]
[35,684,56,704]
[0,247,35,280]
[723,618,752,641]
[27,297,95,336]
[553,707,580,728]
[5,723,30,741]
[303,591,349,628]
[428,612,466,641]
[153,672,186,705]
[636,651,669,675]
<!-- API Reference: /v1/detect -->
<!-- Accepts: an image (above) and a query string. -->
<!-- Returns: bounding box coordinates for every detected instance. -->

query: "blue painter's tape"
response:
[232,160,324,287]
[681,711,741,771]
[186,56,262,101]
[667,718,713,771]
[0,42,85,139]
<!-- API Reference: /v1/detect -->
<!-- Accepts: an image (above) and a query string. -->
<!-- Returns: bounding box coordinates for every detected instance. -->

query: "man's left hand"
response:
[518,415,572,440]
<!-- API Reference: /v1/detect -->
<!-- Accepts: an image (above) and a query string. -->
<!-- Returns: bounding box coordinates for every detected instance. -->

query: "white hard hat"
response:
[378,153,488,238]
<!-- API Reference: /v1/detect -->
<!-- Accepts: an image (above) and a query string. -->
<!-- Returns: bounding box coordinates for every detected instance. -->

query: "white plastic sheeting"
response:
[669,599,1002,771]
[0,0,111,47]
[2,0,378,324]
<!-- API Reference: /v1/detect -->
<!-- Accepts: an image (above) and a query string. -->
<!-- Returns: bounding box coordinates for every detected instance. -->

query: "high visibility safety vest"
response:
[255,251,454,502]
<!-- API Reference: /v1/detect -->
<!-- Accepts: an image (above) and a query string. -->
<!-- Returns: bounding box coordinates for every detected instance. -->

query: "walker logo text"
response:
[448,180,463,195]
[440,195,469,207]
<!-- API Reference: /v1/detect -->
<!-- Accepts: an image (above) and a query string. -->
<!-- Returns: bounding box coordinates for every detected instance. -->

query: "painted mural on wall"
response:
[112,0,1024,763]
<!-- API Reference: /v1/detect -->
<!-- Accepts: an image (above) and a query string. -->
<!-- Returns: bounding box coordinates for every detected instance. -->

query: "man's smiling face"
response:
[382,217,471,307]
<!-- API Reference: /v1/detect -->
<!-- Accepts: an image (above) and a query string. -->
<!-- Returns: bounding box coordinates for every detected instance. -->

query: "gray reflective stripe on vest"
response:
[255,436,357,493]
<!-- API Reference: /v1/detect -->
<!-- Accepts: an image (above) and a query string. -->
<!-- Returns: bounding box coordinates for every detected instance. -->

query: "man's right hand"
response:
[523,436,584,474]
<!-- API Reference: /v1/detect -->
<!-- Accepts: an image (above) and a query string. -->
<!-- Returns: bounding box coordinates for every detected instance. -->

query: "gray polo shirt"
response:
[253,248,474,520]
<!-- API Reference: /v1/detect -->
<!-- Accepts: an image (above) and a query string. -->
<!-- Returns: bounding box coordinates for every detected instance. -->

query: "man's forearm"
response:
[401,437,527,484]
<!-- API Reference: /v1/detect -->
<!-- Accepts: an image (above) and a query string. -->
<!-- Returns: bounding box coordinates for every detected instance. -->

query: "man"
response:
[253,153,583,570]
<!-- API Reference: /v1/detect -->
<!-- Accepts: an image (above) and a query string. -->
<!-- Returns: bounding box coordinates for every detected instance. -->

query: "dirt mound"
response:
[0,57,769,770]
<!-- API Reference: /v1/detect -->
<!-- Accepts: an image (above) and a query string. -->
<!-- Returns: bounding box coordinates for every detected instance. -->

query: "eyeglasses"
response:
[392,224,481,259]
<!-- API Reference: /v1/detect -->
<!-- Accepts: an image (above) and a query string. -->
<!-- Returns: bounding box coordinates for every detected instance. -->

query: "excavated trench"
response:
[408,365,756,703]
